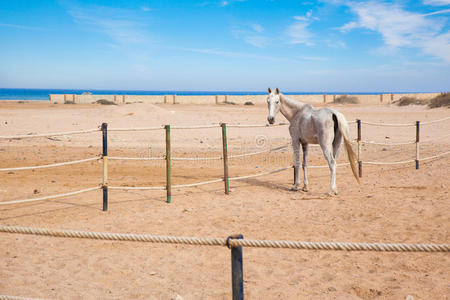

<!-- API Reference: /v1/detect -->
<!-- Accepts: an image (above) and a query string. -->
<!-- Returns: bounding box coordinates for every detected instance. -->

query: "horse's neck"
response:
[280,94,305,123]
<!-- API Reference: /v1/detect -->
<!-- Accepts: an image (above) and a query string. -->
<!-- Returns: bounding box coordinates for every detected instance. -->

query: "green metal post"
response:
[221,123,230,194]
[165,125,172,203]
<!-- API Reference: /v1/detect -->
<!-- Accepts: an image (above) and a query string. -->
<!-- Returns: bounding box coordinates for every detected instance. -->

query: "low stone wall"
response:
[49,93,442,105]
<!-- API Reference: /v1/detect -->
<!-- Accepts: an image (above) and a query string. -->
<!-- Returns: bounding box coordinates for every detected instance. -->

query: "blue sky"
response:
[0,0,449,92]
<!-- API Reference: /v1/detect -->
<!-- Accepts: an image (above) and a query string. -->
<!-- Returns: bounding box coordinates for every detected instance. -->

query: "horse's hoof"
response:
[301,186,309,192]
[290,186,299,191]
[327,189,338,196]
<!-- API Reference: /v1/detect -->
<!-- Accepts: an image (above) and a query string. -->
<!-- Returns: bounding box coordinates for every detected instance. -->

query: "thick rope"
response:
[171,125,220,129]
[0,128,100,139]
[227,123,288,128]
[0,296,45,300]
[0,157,101,172]
[364,159,415,165]
[172,156,222,161]
[173,178,223,188]
[364,150,450,165]
[362,140,416,146]
[420,116,450,125]
[108,126,164,132]
[0,225,448,252]
[108,156,164,161]
[108,185,165,190]
[361,121,414,127]
[0,187,100,205]
[419,150,450,161]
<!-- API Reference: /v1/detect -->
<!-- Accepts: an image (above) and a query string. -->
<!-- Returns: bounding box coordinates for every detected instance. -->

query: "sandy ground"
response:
[0,101,449,300]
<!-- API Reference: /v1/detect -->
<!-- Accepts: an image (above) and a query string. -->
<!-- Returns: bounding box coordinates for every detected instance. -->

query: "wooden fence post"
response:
[357,119,362,178]
[380,94,383,103]
[215,95,219,104]
[165,125,172,203]
[101,123,108,211]
[416,121,420,170]
[221,123,230,194]
[323,94,326,103]
[228,235,244,300]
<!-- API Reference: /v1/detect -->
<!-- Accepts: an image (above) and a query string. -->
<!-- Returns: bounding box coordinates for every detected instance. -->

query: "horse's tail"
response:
[333,113,360,184]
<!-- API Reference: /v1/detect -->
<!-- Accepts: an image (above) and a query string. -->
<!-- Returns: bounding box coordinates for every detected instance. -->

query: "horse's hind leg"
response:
[319,134,338,196]
[291,138,301,191]
[301,143,309,192]
[333,130,342,160]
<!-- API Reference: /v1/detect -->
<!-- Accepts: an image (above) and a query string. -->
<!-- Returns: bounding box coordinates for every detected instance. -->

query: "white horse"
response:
[266,88,359,195]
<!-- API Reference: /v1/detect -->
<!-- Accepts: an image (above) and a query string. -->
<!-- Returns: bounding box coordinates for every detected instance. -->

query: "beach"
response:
[0,101,449,299]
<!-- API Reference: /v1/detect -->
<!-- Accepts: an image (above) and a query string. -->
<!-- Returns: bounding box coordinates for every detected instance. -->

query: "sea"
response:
[0,88,385,101]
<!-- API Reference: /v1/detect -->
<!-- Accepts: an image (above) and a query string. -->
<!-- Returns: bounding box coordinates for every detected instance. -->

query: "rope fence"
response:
[0,156,101,172]
[0,187,100,206]
[0,128,100,139]
[1,117,449,208]
[1,225,448,252]
[1,223,448,299]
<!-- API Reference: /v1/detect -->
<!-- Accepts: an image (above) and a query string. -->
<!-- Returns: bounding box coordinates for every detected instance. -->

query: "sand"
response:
[0,101,449,299]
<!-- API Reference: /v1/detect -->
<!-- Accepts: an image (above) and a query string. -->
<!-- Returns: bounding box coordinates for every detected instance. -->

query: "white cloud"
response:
[0,23,44,31]
[250,23,264,33]
[65,4,151,46]
[423,0,450,5]
[219,0,246,7]
[340,1,450,62]
[232,23,267,47]
[287,10,317,45]
[423,9,450,16]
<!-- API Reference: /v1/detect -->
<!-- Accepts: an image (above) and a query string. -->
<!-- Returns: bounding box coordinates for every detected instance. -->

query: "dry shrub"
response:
[395,96,427,106]
[64,100,76,104]
[334,95,359,104]
[95,99,117,105]
[429,92,450,108]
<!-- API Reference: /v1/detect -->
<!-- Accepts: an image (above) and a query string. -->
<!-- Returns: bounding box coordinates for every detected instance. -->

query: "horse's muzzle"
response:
[267,116,275,124]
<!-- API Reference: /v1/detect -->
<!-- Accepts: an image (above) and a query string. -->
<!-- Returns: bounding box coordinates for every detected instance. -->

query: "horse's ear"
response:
[268,87,272,94]
[275,88,280,94]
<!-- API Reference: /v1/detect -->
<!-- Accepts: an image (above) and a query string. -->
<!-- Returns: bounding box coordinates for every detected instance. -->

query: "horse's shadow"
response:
[232,178,292,192]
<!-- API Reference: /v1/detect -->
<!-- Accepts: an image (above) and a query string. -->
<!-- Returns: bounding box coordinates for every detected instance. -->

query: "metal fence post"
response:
[221,123,230,194]
[357,119,362,177]
[416,121,420,170]
[101,123,108,211]
[227,235,244,300]
[165,125,172,203]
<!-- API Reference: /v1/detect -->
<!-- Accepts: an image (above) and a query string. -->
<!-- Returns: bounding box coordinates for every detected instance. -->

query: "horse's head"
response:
[267,87,281,124]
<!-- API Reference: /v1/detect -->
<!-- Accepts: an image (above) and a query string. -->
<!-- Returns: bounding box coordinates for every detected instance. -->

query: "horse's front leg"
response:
[301,143,309,192]
[291,138,301,191]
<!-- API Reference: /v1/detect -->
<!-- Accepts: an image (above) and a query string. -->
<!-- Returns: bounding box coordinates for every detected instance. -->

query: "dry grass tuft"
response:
[333,95,359,104]
[429,92,450,108]
[95,99,117,105]
[395,96,427,106]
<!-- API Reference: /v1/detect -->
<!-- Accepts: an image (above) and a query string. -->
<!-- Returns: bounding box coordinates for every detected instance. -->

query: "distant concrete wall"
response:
[49,93,443,105]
